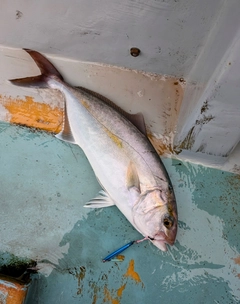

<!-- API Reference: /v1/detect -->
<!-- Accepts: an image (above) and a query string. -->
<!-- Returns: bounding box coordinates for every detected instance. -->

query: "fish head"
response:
[132,188,177,251]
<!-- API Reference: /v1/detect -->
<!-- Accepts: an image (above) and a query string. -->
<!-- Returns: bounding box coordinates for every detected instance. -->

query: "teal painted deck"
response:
[0,122,239,303]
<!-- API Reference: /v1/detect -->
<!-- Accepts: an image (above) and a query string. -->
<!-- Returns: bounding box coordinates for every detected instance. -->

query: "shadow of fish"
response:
[9,49,178,251]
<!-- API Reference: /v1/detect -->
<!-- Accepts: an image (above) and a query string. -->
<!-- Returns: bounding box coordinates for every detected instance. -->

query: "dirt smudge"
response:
[147,132,173,156]
[103,286,119,304]
[232,256,240,265]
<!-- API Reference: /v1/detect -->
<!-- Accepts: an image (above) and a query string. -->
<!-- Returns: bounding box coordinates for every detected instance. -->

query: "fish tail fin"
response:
[9,48,63,88]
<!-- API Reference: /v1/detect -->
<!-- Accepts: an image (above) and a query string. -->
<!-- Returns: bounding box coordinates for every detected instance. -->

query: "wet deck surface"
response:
[0,122,239,303]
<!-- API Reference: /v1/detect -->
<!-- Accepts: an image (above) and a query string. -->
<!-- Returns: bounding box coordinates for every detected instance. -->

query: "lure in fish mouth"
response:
[9,49,178,252]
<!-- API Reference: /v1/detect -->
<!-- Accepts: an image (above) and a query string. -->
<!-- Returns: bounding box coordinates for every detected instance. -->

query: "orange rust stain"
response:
[103,286,119,304]
[1,95,63,133]
[115,255,125,262]
[148,132,173,156]
[0,275,28,304]
[75,266,86,295]
[92,294,97,304]
[117,283,126,297]
[124,259,142,284]
[237,274,240,279]
[89,281,100,304]
[232,256,240,265]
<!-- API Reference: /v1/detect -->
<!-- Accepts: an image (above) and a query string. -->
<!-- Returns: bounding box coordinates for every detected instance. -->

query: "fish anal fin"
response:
[55,131,75,144]
[84,190,115,208]
[55,102,76,144]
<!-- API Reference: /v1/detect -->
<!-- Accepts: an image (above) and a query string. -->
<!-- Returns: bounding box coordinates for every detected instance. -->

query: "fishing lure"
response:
[102,237,152,262]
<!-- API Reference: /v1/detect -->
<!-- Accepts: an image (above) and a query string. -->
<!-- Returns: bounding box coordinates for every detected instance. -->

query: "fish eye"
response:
[163,216,173,229]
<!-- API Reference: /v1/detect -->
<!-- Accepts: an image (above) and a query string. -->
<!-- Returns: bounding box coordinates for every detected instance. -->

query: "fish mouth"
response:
[148,233,175,252]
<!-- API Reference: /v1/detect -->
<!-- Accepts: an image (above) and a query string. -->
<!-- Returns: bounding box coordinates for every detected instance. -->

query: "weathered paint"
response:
[5,44,240,173]
[1,1,240,171]
[0,275,29,304]
[0,253,36,280]
[0,123,239,303]
[174,1,240,163]
[0,0,227,75]
[0,94,63,133]
[0,1,239,303]
[233,256,240,265]
[0,47,183,159]
[116,283,126,297]
[147,132,174,156]
[114,255,125,262]
[103,286,119,304]
[124,260,142,285]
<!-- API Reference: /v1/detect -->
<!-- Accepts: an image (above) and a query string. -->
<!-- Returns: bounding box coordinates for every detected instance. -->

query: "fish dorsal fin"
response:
[84,190,115,208]
[76,86,147,135]
[55,102,76,144]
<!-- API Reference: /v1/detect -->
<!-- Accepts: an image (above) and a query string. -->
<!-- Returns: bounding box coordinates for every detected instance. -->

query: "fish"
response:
[9,49,178,251]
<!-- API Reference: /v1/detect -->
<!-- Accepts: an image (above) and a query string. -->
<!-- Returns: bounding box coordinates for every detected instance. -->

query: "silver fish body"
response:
[9,49,178,251]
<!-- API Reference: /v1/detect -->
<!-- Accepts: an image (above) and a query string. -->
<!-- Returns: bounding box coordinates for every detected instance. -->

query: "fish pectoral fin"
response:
[126,162,140,191]
[126,162,141,206]
[55,102,76,144]
[84,190,115,208]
